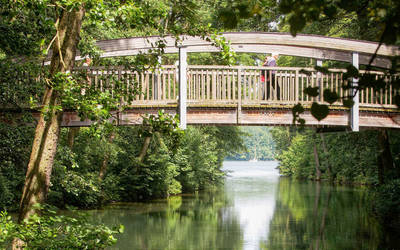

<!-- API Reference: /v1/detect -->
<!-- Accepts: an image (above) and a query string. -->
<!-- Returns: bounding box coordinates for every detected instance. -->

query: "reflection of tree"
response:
[86,190,243,250]
[263,179,381,250]
[310,182,331,250]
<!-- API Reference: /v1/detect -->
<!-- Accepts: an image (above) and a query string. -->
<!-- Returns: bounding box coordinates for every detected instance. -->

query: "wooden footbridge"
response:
[44,33,400,130]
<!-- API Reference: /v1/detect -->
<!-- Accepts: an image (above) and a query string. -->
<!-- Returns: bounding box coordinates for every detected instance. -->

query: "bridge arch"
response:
[90,32,399,68]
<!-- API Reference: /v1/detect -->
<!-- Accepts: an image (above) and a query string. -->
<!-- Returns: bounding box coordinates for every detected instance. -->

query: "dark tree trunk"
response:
[320,133,334,181]
[313,140,322,181]
[377,129,396,184]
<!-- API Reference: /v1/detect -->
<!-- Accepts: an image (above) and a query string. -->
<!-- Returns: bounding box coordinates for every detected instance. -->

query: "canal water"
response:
[89,161,386,249]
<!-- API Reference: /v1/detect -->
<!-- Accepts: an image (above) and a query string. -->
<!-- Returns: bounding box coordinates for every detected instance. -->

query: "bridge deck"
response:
[56,65,400,129]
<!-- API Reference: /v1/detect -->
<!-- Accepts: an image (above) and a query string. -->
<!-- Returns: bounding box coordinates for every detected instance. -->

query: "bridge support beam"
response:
[178,46,187,129]
[316,60,323,101]
[154,55,162,100]
[350,52,359,132]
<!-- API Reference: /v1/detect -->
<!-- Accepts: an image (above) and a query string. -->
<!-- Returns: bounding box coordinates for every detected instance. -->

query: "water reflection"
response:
[265,178,381,250]
[89,190,243,249]
[223,161,279,250]
[87,161,385,250]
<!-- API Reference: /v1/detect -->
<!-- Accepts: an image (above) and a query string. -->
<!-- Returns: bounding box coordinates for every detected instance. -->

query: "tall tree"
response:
[19,4,86,222]
[0,0,228,223]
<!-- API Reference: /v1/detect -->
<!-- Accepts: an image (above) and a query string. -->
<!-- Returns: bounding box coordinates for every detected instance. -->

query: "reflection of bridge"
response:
[57,33,400,129]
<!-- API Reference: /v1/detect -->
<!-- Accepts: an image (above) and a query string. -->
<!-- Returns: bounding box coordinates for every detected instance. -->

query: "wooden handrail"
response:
[70,65,398,109]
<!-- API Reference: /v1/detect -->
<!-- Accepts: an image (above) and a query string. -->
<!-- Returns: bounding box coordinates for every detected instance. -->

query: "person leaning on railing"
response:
[261,53,280,100]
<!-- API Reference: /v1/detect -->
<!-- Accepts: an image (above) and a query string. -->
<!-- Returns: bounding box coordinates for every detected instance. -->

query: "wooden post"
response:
[154,56,162,100]
[179,46,187,129]
[316,60,323,102]
[351,52,359,132]
[295,70,299,103]
[237,68,242,124]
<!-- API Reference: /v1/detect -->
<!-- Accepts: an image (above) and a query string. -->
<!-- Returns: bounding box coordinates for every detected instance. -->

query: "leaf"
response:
[323,89,339,104]
[343,98,355,108]
[217,8,238,29]
[304,87,319,97]
[292,103,304,115]
[343,65,359,79]
[118,224,125,233]
[288,14,306,36]
[311,102,329,121]
[323,5,337,18]
[314,66,330,74]
[394,95,400,108]
[299,69,312,76]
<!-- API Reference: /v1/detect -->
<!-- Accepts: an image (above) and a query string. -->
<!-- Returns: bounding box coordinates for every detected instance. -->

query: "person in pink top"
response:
[261,53,279,100]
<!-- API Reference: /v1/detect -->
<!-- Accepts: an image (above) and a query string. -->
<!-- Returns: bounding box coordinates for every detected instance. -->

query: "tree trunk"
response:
[311,181,321,250]
[99,133,115,180]
[313,140,322,181]
[17,6,85,223]
[319,133,334,181]
[67,127,80,149]
[377,129,396,184]
[137,136,152,163]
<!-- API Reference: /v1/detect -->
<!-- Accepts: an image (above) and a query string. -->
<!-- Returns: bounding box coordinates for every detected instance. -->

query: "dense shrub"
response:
[0,207,122,249]
[0,124,34,211]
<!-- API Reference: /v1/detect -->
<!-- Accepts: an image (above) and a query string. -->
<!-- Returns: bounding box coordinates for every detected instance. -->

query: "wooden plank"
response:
[212,70,217,100]
[208,70,211,100]
[227,70,231,100]
[179,46,187,129]
[232,70,234,100]
[237,68,242,123]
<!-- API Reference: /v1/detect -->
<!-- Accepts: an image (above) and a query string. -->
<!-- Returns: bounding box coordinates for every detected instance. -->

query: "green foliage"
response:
[276,132,314,178]
[0,207,122,249]
[277,0,400,118]
[214,0,279,31]
[42,123,244,208]
[0,124,34,211]
[228,126,275,161]
[271,127,391,184]
[372,179,400,230]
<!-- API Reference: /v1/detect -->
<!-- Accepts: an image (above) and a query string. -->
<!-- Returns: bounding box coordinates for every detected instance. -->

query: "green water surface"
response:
[88,161,394,250]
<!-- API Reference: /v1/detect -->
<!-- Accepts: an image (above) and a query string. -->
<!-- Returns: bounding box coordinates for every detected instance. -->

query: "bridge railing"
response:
[74,66,398,109]
[75,66,178,105]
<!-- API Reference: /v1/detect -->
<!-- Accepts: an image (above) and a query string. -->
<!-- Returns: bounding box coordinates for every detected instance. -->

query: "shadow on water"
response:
[85,161,396,250]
